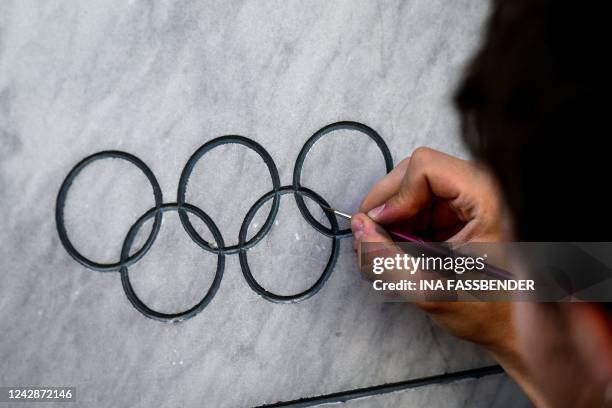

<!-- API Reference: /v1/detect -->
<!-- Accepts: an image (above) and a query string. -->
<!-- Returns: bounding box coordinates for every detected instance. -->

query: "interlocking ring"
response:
[293,121,394,238]
[177,135,281,255]
[55,121,393,322]
[120,203,225,323]
[239,186,340,303]
[55,151,163,272]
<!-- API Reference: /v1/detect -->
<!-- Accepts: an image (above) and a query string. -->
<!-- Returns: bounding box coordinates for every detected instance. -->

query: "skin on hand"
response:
[351,147,522,373]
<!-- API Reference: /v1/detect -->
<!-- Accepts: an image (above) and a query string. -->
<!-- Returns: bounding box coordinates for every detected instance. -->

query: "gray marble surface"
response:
[343,373,531,408]
[0,0,529,407]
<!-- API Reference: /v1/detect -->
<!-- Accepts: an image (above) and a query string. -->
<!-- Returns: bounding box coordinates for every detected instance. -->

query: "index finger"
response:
[359,156,411,213]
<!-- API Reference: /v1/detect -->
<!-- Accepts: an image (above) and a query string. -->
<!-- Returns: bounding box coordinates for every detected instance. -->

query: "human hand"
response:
[351,147,520,369]
[357,146,508,244]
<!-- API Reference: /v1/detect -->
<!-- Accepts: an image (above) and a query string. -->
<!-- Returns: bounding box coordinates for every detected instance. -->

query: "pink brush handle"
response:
[387,228,426,243]
[385,227,513,279]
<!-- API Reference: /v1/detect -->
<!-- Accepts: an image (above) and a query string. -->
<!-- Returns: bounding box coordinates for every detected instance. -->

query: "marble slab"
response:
[343,373,532,408]
[0,0,528,406]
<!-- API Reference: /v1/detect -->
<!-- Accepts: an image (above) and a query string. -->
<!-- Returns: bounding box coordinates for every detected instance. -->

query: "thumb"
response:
[350,213,414,293]
[350,213,394,281]
[350,213,392,246]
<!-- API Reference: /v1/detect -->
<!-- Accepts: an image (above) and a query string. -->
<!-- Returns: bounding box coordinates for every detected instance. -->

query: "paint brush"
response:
[321,205,513,280]
[320,206,425,243]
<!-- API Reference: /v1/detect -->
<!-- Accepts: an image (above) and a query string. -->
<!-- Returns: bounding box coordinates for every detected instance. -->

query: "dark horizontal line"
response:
[255,365,504,407]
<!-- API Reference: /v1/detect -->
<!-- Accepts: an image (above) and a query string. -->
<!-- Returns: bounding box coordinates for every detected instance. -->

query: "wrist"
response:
[487,340,549,408]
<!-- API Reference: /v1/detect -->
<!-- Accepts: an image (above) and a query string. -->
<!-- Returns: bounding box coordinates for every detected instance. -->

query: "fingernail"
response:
[351,219,364,240]
[367,204,385,220]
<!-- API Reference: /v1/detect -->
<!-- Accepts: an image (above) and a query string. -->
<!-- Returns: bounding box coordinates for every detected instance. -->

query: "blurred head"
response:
[455,0,611,406]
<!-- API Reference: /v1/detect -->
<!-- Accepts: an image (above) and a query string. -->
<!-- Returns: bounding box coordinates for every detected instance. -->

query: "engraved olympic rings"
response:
[55,121,393,322]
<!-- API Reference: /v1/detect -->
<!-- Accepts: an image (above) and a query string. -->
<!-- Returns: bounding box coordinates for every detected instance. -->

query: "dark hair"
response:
[455,0,606,241]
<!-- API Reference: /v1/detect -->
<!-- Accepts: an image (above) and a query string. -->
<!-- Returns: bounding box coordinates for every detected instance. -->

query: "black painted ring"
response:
[177,135,281,255]
[292,121,394,238]
[55,151,163,272]
[238,185,340,303]
[56,122,392,320]
[120,203,225,323]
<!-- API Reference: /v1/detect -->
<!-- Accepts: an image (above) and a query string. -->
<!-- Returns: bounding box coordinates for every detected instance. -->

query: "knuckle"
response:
[411,146,433,162]
[409,147,437,172]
